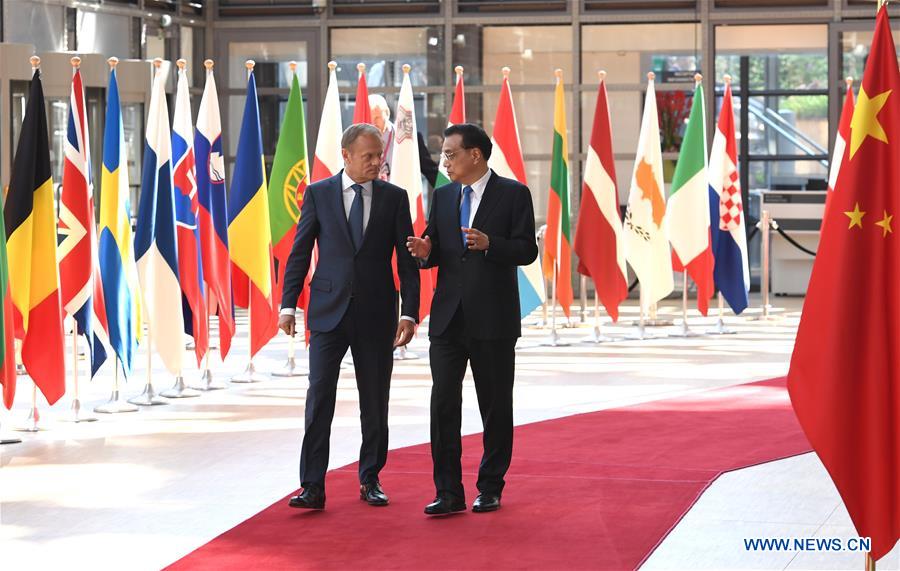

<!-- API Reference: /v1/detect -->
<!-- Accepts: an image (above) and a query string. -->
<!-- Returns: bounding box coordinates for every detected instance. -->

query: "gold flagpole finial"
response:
[176,58,187,71]
[30,55,41,70]
[878,0,889,11]
[108,57,119,70]
[402,64,411,74]
[152,57,163,69]
[71,56,82,69]
[647,71,656,82]
[357,62,366,75]
[724,74,733,85]
[501,66,511,79]
[598,70,607,83]
[204,59,214,71]
[454,65,464,77]
[327,61,337,72]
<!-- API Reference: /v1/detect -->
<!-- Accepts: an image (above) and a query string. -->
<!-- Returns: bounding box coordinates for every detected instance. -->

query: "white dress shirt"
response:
[461,168,492,228]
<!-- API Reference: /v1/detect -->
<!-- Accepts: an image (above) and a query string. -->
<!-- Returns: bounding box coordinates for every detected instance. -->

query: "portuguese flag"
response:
[542,70,573,317]
[0,195,15,408]
[435,66,466,189]
[269,66,309,307]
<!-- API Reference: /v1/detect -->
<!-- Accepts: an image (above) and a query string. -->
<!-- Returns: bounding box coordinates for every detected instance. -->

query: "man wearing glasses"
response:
[406,123,538,515]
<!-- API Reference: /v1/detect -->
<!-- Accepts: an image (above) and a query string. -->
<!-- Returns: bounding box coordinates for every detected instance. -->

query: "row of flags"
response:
[544,69,753,325]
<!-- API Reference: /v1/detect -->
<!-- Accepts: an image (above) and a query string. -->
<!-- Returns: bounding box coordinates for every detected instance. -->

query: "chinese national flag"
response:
[788,6,900,561]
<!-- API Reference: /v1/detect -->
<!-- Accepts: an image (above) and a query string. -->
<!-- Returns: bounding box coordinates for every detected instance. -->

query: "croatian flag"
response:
[708,79,750,314]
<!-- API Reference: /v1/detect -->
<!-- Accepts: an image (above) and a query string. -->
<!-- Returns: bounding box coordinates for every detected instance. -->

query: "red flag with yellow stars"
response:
[788,5,900,562]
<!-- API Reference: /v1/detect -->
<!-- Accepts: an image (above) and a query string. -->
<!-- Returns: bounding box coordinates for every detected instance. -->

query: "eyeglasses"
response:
[441,150,461,162]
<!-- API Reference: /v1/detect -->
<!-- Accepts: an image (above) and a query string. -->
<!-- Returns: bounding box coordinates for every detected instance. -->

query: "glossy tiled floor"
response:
[3,295,884,570]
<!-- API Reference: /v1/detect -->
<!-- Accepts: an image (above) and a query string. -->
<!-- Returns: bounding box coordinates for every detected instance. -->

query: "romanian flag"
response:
[353,63,372,125]
[59,59,109,377]
[5,65,65,405]
[195,61,234,359]
[173,61,209,366]
[228,64,278,357]
[270,64,309,308]
[435,66,466,189]
[788,5,900,561]
[542,70,573,318]
[99,59,142,377]
[0,194,16,408]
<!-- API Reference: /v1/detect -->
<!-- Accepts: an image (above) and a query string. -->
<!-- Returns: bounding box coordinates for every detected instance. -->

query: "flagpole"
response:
[580,275,588,324]
[273,317,308,378]
[671,271,699,337]
[95,359,138,413]
[231,59,268,384]
[66,320,97,422]
[194,285,226,390]
[14,384,41,432]
[583,278,616,343]
[865,552,876,571]
[129,322,167,405]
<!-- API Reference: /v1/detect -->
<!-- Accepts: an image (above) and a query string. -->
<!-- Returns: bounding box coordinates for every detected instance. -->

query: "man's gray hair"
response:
[341,123,383,149]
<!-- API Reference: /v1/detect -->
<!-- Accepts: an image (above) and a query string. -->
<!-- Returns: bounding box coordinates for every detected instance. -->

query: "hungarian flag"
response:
[573,72,628,322]
[435,66,466,189]
[824,78,856,221]
[542,71,573,318]
[135,61,185,376]
[0,195,16,408]
[99,59,142,376]
[624,74,674,312]
[353,63,372,125]
[665,79,713,316]
[195,61,235,359]
[390,64,434,320]
[708,77,750,315]
[173,61,208,367]
[270,64,309,307]
[487,67,545,319]
[788,6,900,561]
[228,65,278,357]
[5,66,65,404]
[59,60,109,376]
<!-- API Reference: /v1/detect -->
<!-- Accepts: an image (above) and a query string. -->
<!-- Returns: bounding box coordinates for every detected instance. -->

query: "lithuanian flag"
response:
[542,69,574,317]
[5,65,65,404]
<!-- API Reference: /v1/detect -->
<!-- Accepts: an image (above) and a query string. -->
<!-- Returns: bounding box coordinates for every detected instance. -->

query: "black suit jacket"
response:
[422,171,538,339]
[281,172,420,335]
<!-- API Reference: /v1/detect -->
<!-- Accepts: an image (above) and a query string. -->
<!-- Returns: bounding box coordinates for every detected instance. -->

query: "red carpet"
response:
[168,378,810,570]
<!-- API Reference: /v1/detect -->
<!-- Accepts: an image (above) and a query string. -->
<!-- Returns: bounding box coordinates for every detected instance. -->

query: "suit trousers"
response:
[299,299,394,490]
[429,304,516,500]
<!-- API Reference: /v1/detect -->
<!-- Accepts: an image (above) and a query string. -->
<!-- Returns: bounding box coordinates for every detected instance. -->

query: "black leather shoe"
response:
[424,495,466,515]
[289,487,325,510]
[360,481,389,506]
[472,493,501,513]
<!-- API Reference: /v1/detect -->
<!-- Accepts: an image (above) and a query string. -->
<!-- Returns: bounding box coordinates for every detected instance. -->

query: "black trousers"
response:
[429,305,516,500]
[299,300,394,490]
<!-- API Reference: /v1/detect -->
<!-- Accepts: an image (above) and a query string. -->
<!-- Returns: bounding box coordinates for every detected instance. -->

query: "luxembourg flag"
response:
[488,67,546,319]
[196,60,235,359]
[172,60,208,366]
[59,58,109,376]
[135,60,185,376]
[708,76,750,315]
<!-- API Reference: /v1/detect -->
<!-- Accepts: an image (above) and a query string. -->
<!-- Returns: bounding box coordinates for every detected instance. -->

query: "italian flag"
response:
[542,70,573,317]
[665,78,713,316]
[435,66,465,189]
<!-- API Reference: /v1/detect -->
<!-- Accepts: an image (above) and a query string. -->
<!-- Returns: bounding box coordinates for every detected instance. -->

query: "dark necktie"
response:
[460,185,473,247]
[349,183,364,251]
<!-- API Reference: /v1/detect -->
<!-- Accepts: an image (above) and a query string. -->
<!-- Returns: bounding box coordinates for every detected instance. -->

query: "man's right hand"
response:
[279,313,296,337]
[406,235,432,259]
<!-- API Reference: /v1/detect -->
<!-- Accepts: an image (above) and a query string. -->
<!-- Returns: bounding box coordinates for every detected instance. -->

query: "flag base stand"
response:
[231,361,268,383]
[62,398,98,423]
[748,306,785,322]
[128,382,168,406]
[0,437,21,444]
[192,369,226,391]
[707,317,737,335]
[14,407,43,432]
[540,328,570,347]
[393,346,419,360]
[272,357,308,378]
[16,363,26,376]
[669,320,702,338]
[160,376,201,398]
[95,390,139,413]
[581,326,619,344]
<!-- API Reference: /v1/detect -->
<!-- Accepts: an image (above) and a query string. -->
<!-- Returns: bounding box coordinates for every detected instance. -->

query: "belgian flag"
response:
[5,65,65,405]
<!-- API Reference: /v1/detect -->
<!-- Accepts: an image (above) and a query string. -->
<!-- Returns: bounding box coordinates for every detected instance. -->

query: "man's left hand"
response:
[462,227,490,251]
[394,320,415,348]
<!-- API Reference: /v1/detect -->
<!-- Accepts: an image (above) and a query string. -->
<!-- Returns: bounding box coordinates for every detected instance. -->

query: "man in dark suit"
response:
[279,124,420,510]
[406,123,538,515]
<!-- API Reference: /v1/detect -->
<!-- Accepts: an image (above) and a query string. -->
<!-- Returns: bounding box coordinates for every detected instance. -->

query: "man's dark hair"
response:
[444,123,492,161]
